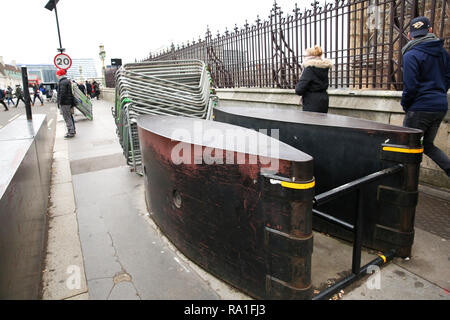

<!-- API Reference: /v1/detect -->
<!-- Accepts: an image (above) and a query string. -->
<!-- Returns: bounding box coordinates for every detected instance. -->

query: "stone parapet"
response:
[103,87,449,189]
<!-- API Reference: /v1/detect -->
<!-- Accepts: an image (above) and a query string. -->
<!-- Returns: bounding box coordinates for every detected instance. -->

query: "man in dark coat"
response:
[6,86,14,106]
[32,84,44,106]
[57,69,76,139]
[78,82,86,95]
[401,16,450,177]
[92,80,100,100]
[14,85,26,107]
[295,45,333,113]
[0,88,8,111]
[85,80,93,99]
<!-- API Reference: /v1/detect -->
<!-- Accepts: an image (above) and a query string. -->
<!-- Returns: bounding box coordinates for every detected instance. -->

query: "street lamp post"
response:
[45,0,65,53]
[79,65,83,82]
[99,44,106,87]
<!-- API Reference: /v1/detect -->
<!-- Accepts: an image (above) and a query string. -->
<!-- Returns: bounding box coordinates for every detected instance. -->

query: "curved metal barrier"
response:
[213,105,423,259]
[138,114,315,299]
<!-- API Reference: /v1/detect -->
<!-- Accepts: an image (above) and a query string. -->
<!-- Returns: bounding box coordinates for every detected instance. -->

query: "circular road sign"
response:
[54,53,72,70]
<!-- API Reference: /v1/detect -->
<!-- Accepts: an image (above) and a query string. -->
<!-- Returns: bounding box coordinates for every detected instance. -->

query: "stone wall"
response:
[102,87,450,189]
[216,88,450,189]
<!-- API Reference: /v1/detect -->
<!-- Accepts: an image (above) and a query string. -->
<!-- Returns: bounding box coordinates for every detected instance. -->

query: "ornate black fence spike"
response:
[143,0,449,91]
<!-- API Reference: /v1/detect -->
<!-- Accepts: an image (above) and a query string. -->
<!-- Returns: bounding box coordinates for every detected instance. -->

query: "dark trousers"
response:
[403,110,450,176]
[15,96,25,107]
[33,94,43,105]
[71,112,76,133]
[61,105,76,135]
[0,99,8,110]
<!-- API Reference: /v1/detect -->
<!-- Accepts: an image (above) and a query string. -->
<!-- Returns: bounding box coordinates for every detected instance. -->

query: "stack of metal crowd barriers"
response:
[113,59,217,174]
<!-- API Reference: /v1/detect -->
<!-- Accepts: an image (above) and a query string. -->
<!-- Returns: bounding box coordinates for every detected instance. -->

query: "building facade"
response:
[0,57,22,88]
[19,64,59,84]
[67,58,99,81]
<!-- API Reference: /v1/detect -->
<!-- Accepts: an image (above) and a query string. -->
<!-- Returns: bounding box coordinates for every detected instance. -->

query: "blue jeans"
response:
[403,111,450,176]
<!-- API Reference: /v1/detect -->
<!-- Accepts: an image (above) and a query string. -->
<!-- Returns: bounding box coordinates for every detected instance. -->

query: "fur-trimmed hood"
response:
[302,58,333,69]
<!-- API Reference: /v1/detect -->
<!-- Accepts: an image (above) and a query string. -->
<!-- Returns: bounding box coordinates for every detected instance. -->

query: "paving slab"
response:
[108,282,140,300]
[48,181,76,218]
[343,263,449,300]
[87,278,114,300]
[393,228,450,290]
[41,112,88,300]
[42,213,88,300]
[72,166,221,300]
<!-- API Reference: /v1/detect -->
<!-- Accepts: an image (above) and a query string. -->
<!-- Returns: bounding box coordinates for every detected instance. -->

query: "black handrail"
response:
[313,164,404,206]
[311,164,403,300]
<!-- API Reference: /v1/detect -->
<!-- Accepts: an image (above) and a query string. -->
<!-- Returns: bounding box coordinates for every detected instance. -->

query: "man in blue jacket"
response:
[401,16,450,177]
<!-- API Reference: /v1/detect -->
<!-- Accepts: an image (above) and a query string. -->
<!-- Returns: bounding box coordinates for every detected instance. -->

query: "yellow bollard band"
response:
[280,180,315,190]
[382,146,424,154]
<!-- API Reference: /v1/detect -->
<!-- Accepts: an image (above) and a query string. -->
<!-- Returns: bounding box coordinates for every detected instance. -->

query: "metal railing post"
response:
[351,187,364,274]
[21,67,32,120]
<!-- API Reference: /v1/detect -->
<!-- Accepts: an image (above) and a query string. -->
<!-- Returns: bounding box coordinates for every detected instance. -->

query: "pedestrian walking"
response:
[6,86,15,106]
[78,82,86,96]
[39,83,46,96]
[85,80,93,99]
[32,84,44,106]
[0,88,8,111]
[92,80,100,100]
[401,16,450,177]
[295,45,333,113]
[56,69,76,139]
[14,85,26,107]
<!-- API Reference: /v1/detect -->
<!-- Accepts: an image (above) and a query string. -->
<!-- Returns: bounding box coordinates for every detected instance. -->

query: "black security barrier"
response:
[137,115,316,299]
[213,106,423,259]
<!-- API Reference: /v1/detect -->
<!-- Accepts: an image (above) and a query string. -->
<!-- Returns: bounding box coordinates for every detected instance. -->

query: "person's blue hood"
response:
[411,39,445,57]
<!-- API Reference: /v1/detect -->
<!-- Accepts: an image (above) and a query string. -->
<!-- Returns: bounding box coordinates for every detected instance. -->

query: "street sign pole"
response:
[45,0,65,53]
[54,4,64,53]
[21,67,32,120]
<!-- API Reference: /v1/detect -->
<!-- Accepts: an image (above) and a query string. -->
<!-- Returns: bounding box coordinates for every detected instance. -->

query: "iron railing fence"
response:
[141,0,449,91]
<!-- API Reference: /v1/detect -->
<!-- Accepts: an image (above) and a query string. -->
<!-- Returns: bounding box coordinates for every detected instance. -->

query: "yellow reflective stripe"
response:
[382,146,423,154]
[280,180,315,190]
[379,254,387,263]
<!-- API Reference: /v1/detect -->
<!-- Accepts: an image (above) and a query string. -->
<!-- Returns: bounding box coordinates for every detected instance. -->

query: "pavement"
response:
[40,99,450,301]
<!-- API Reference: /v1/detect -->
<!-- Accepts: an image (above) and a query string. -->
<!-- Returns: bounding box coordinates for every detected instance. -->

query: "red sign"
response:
[54,53,72,70]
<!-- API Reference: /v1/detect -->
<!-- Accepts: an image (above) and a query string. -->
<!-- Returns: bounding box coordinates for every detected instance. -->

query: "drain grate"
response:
[415,193,450,240]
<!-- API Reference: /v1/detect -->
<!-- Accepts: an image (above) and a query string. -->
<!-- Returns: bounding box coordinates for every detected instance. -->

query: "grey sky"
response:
[2,0,316,69]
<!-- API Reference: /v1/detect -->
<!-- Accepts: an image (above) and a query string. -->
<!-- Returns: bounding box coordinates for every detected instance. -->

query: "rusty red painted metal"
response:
[137,115,315,299]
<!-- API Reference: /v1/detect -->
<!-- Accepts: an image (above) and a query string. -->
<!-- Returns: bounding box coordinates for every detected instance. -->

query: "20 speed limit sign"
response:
[54,53,72,70]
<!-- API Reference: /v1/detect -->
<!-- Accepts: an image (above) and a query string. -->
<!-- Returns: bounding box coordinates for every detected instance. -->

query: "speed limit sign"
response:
[54,53,72,70]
